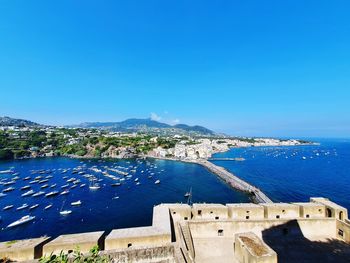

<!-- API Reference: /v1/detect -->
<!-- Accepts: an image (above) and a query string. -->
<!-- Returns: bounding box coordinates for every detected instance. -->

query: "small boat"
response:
[66,178,75,183]
[23,176,31,180]
[134,178,139,182]
[155,180,160,184]
[89,178,100,190]
[71,200,82,206]
[32,191,45,197]
[3,181,16,186]
[3,187,15,192]
[38,179,49,184]
[60,190,69,195]
[41,184,49,189]
[302,156,307,160]
[111,183,121,187]
[44,204,53,210]
[0,192,7,197]
[136,182,141,185]
[21,190,35,197]
[60,210,72,215]
[50,184,57,188]
[70,184,77,189]
[21,185,31,190]
[80,184,86,188]
[7,215,35,228]
[45,191,59,197]
[29,180,39,184]
[61,184,69,188]
[3,205,14,210]
[29,204,39,210]
[16,204,29,210]
[0,169,13,174]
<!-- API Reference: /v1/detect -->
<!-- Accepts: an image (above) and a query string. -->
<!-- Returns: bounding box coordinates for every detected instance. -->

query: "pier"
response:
[193,159,272,203]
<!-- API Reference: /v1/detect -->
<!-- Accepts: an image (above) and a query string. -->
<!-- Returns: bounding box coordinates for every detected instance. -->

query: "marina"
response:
[0,157,249,241]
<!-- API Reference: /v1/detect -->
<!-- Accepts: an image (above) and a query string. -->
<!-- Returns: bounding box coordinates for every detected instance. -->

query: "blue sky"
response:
[0,1,349,137]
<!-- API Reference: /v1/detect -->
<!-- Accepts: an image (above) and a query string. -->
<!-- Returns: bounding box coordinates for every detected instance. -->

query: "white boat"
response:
[44,204,53,210]
[7,215,35,228]
[61,184,69,188]
[21,190,35,197]
[3,187,15,192]
[155,180,160,184]
[32,191,45,197]
[0,192,7,197]
[89,177,100,190]
[60,210,72,215]
[70,184,77,189]
[16,204,29,210]
[41,184,49,189]
[80,184,86,188]
[29,180,39,184]
[45,191,59,197]
[71,200,82,206]
[23,176,31,180]
[29,204,39,210]
[60,190,69,195]
[3,205,14,210]
[50,184,57,188]
[38,179,49,184]
[136,182,140,185]
[134,178,139,182]
[21,185,31,190]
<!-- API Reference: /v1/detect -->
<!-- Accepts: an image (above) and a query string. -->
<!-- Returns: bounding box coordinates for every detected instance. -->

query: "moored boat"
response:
[71,200,82,206]
[7,215,35,228]
[45,191,59,197]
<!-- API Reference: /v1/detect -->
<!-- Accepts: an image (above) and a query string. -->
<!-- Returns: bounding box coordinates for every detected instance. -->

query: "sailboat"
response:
[184,187,192,205]
[60,201,72,215]
[7,215,35,228]
[89,177,100,190]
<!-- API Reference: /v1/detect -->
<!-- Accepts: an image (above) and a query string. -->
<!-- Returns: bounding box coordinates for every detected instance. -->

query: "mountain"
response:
[0,116,41,127]
[75,118,215,135]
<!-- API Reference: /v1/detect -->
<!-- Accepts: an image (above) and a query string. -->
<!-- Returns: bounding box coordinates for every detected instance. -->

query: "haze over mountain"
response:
[74,118,215,135]
[0,116,215,136]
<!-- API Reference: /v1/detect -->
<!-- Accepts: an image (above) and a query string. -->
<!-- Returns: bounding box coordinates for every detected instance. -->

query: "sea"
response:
[0,138,349,242]
[0,157,248,241]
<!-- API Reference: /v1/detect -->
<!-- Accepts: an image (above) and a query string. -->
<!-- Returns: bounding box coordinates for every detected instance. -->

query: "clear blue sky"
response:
[1,1,349,138]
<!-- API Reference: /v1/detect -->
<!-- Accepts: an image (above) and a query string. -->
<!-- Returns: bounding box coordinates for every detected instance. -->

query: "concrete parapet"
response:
[261,203,300,220]
[227,203,264,220]
[105,226,171,250]
[0,236,50,262]
[105,204,172,250]
[293,202,325,219]
[42,231,104,256]
[192,203,228,220]
[101,244,176,263]
[311,197,348,221]
[234,232,277,263]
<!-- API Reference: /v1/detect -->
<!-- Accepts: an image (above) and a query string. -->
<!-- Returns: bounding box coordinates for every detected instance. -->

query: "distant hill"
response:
[0,116,41,127]
[75,118,215,135]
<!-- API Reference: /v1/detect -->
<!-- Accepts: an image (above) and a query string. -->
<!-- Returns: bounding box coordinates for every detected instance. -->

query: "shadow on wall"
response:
[262,220,350,263]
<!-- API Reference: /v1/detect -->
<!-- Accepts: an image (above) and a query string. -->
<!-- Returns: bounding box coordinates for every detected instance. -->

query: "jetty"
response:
[187,159,272,203]
[208,157,245,161]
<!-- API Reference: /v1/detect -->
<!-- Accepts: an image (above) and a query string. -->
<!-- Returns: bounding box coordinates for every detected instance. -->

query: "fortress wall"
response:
[101,245,176,263]
[261,203,300,220]
[192,204,228,220]
[42,231,104,256]
[188,218,337,240]
[0,237,50,262]
[336,219,350,243]
[293,202,325,218]
[311,197,348,220]
[227,203,265,220]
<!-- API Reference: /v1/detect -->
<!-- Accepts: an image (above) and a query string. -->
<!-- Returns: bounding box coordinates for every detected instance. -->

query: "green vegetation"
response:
[0,128,179,160]
[39,245,110,263]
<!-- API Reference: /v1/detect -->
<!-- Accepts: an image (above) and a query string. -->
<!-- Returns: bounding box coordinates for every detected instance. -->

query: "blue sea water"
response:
[212,139,350,210]
[0,157,248,241]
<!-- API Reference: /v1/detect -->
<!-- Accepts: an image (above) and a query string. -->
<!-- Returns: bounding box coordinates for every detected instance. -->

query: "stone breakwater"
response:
[189,159,272,203]
[146,155,272,203]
